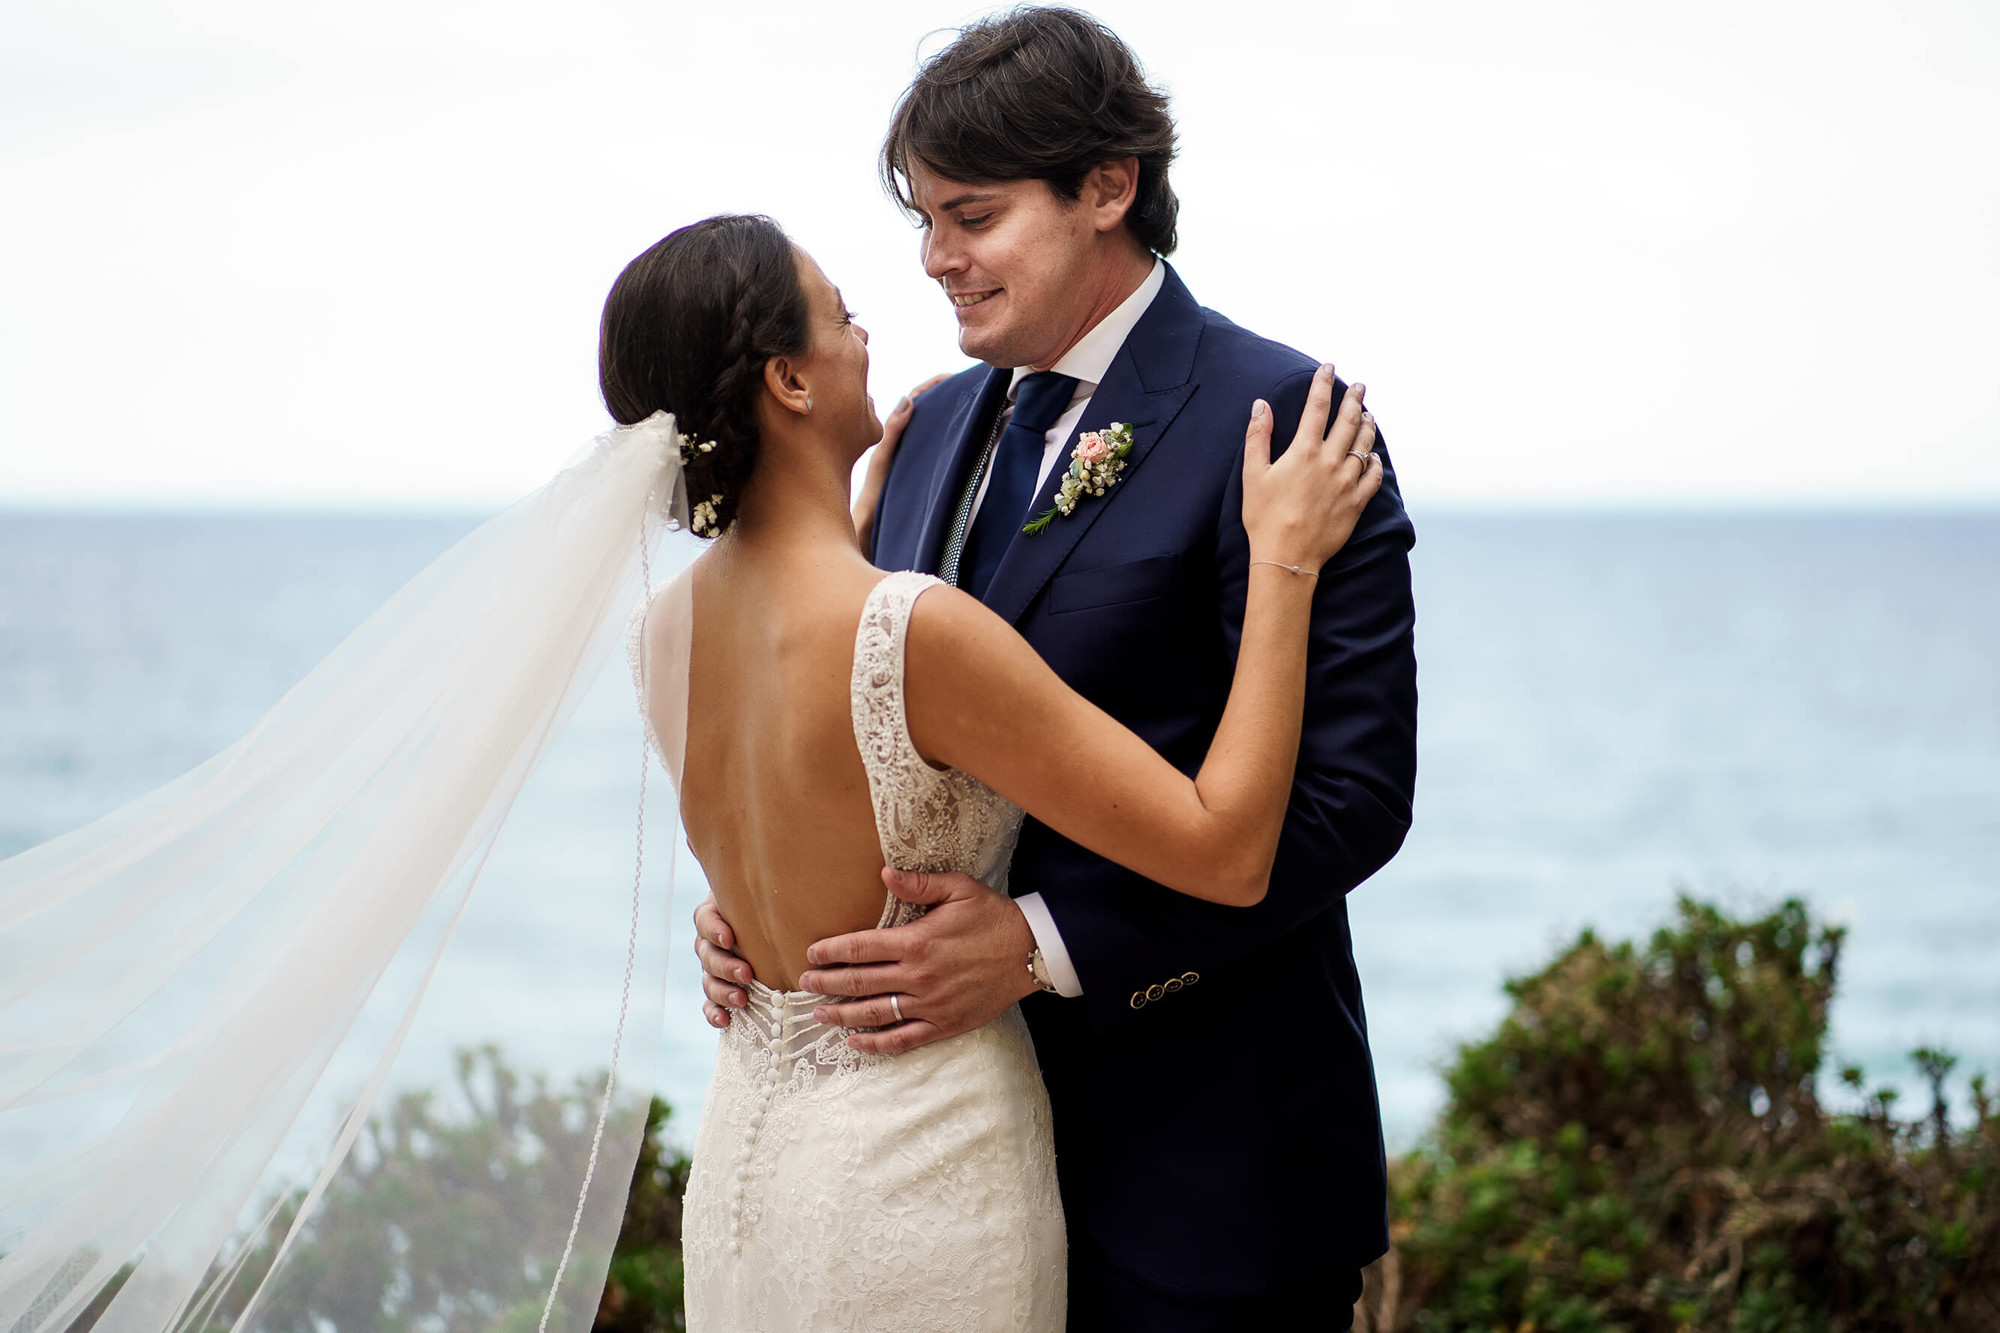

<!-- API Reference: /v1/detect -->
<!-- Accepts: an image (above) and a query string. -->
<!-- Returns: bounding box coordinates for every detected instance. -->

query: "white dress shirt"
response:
[972,257,1167,999]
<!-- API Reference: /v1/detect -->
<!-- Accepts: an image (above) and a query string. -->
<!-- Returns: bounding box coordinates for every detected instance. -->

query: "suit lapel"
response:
[980,267,1205,627]
[913,366,1011,576]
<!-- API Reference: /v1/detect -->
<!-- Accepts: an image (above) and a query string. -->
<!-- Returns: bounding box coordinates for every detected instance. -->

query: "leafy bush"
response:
[1357,897,2000,1333]
[54,1048,694,1332]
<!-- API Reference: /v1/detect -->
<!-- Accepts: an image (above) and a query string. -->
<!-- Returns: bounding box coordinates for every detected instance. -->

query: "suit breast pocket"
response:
[1047,553,1182,614]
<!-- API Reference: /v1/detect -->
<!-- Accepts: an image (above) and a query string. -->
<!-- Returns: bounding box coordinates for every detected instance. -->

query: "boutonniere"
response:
[1022,422,1137,535]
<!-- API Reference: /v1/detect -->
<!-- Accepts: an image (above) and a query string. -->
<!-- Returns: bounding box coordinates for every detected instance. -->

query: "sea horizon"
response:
[3,506,1995,1153]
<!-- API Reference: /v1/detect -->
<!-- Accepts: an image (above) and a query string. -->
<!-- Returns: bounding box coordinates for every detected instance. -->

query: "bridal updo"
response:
[599,214,812,538]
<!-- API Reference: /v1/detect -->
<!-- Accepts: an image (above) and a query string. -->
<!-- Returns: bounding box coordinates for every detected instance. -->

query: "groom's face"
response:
[909,163,1106,371]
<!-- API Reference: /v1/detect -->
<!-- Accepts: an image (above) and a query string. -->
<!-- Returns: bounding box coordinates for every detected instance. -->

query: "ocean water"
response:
[2,509,1995,1148]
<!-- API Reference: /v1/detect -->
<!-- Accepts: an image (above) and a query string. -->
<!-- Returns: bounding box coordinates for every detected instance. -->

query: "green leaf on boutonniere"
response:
[1021,508,1059,537]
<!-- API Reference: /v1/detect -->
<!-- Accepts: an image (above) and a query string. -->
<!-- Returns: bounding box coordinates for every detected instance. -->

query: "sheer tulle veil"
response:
[0,412,698,1332]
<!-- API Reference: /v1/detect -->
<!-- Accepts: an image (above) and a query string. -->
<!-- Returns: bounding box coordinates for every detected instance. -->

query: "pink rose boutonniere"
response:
[1022,422,1137,535]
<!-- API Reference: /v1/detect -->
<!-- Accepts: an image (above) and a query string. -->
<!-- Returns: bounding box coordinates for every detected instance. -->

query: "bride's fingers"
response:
[1322,380,1366,457]
[1339,411,1378,484]
[1289,363,1338,457]
[1240,398,1273,483]
[1359,450,1385,503]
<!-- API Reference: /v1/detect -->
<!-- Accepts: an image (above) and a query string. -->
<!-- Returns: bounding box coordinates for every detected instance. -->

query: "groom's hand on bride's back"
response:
[799,869,1039,1054]
[694,896,754,1029]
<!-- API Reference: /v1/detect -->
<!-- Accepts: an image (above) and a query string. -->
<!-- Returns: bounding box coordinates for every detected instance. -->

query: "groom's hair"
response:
[882,7,1180,256]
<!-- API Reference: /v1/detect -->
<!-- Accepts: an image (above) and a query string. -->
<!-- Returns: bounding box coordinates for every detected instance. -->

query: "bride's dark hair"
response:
[599,214,812,537]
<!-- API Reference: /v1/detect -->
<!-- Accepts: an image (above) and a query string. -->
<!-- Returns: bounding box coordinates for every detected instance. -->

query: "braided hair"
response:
[599,215,812,537]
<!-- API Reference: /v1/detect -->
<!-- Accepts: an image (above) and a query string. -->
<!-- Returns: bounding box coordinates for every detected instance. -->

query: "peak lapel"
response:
[980,267,1206,626]
[912,366,1012,576]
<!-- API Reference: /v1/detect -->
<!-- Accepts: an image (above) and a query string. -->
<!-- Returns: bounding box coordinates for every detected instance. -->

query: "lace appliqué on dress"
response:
[849,571,1025,897]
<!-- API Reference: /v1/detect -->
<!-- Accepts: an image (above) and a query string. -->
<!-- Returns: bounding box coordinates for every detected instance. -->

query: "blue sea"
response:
[2,509,1996,1148]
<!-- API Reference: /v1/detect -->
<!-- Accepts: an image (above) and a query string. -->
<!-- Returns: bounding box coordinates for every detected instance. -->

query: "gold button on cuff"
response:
[1164,978,1182,994]
[1181,971,1200,986]
[1129,992,1148,1010]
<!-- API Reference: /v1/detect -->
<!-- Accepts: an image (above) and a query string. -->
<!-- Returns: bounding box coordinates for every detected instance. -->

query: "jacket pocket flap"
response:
[1048,553,1181,613]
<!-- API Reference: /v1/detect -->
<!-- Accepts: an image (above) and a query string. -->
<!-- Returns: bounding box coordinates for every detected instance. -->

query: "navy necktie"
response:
[959,371,1079,600]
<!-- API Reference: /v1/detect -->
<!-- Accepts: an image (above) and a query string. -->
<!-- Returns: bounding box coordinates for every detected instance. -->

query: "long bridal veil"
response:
[0,414,696,1333]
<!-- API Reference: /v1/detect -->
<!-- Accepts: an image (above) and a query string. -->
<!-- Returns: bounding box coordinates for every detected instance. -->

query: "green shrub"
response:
[1358,897,2000,1333]
[85,1048,696,1333]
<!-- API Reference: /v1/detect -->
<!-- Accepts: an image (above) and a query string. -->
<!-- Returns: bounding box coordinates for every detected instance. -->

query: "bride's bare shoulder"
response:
[903,579,1041,680]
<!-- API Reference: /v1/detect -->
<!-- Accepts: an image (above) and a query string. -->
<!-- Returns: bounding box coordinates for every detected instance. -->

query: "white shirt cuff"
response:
[1014,892,1084,998]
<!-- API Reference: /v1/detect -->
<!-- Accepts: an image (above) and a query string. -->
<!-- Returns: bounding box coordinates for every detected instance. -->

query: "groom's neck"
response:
[1021,242,1155,373]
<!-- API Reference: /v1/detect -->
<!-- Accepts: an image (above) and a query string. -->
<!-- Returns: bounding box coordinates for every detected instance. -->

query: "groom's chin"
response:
[955,324,1010,369]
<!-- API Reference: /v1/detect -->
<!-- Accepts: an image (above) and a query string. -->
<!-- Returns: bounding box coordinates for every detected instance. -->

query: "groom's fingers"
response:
[803,963,909,1009]
[811,988,910,1028]
[803,924,911,971]
[695,935,751,991]
[882,867,968,905]
[846,1019,945,1056]
[693,896,735,952]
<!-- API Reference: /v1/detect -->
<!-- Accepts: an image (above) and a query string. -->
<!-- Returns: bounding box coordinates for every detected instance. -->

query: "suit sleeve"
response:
[1033,365,1419,1033]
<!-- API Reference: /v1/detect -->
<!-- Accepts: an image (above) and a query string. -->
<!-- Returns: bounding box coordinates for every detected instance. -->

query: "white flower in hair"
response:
[690,494,725,536]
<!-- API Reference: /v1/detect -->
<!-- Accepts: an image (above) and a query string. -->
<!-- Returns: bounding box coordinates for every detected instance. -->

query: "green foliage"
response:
[597,1098,692,1332]
[1360,897,2000,1333]
[155,1047,691,1332]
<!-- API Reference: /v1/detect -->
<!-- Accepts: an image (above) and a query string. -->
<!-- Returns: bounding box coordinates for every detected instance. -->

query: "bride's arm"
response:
[904,365,1379,907]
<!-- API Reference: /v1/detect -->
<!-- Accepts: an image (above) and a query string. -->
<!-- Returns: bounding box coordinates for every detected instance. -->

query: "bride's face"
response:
[792,248,882,455]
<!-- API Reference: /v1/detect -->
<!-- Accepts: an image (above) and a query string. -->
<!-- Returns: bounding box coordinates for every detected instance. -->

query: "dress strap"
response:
[848,570,948,868]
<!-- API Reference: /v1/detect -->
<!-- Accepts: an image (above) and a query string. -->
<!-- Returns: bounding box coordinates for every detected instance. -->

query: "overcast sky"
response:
[2,0,1994,508]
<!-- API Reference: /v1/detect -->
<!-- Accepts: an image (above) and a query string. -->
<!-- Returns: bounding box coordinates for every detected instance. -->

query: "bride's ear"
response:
[763,354,813,417]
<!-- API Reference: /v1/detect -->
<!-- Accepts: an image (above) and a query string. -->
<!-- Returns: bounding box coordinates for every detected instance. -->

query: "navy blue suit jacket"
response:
[871,265,1417,1295]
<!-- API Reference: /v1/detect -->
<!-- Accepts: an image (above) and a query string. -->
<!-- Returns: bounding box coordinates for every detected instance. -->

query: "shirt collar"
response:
[1008,257,1166,399]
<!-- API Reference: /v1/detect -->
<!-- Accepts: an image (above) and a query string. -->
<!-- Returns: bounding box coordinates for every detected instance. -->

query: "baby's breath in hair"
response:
[678,432,718,468]
[690,494,725,536]
[676,430,727,536]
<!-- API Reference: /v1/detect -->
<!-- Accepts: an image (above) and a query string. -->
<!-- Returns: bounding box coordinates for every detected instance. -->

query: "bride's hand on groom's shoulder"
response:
[1240,363,1382,574]
[852,373,953,548]
[799,868,1039,1054]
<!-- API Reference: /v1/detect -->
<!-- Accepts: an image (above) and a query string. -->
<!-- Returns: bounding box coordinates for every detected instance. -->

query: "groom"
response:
[696,8,1417,1328]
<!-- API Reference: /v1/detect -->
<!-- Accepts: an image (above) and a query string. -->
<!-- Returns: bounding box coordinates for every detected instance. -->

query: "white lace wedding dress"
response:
[637,570,1067,1331]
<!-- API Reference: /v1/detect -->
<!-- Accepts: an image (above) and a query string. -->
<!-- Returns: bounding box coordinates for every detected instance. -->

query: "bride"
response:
[611,214,1380,1330]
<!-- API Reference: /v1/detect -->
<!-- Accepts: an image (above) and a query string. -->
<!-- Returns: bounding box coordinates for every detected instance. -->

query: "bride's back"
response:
[659,549,894,990]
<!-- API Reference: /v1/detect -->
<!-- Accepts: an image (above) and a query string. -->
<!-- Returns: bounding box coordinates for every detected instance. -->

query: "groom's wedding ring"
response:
[888,993,905,1024]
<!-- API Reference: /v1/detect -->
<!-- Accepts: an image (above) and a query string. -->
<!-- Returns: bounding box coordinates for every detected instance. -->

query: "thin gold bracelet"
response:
[1250,560,1318,579]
